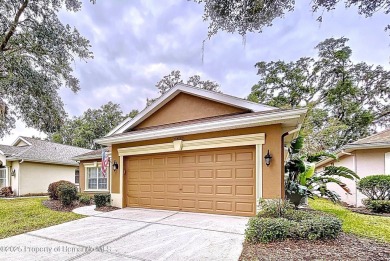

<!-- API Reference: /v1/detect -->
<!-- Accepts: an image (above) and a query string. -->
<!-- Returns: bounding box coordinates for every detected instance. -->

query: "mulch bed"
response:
[95,206,120,212]
[42,200,88,212]
[347,207,390,217]
[240,233,390,261]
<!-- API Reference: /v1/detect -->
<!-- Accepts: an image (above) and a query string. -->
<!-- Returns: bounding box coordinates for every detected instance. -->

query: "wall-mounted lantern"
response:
[264,150,272,167]
[112,160,119,171]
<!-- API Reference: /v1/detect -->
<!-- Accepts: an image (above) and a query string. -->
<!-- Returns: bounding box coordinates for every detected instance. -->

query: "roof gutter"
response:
[5,157,79,167]
[96,108,307,146]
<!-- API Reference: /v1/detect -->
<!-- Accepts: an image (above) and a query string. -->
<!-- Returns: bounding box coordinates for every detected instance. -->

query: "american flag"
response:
[101,149,109,177]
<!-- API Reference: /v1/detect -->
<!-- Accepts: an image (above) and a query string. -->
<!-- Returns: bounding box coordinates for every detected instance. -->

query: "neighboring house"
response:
[74,84,306,216]
[316,129,390,206]
[0,136,92,195]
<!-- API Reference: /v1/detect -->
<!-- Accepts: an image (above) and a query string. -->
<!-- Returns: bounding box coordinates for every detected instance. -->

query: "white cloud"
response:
[2,0,390,144]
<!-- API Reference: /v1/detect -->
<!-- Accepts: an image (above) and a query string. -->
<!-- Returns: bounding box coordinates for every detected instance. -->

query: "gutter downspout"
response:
[281,124,302,198]
[18,159,23,196]
[354,152,358,207]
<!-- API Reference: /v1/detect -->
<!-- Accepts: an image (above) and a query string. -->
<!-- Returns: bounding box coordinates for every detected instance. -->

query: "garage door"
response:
[125,146,256,216]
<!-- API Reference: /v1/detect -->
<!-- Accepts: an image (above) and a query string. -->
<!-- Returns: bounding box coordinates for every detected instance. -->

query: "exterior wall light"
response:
[112,160,119,171]
[264,150,272,167]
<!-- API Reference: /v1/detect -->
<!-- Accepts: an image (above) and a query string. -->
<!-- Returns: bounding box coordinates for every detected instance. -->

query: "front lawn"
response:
[309,198,390,243]
[0,197,83,239]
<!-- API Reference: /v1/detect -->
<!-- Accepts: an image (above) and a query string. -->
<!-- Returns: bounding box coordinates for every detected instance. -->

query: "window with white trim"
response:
[75,169,80,184]
[86,167,107,190]
[0,168,6,188]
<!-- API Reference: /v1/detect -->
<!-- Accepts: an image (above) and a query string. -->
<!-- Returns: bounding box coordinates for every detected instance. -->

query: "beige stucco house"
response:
[0,136,92,196]
[74,84,306,216]
[316,129,390,206]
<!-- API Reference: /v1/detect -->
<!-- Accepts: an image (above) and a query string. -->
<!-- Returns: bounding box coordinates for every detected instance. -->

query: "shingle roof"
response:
[349,129,390,145]
[73,147,111,161]
[1,137,92,166]
[0,144,27,156]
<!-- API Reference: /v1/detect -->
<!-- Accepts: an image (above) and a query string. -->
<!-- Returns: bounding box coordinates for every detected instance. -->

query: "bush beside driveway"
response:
[0,197,83,239]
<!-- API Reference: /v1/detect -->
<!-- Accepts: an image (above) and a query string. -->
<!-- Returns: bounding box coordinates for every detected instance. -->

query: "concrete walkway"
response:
[0,208,248,261]
[72,205,103,216]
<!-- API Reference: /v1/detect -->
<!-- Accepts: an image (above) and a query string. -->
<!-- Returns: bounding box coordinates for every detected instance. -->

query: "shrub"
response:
[0,186,13,197]
[291,215,342,240]
[94,194,110,208]
[363,199,390,213]
[283,209,317,221]
[57,183,78,206]
[78,194,93,205]
[257,199,294,218]
[246,208,343,243]
[357,175,390,200]
[245,217,292,243]
[48,180,75,200]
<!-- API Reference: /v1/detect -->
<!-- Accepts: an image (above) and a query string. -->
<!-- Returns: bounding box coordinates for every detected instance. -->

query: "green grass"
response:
[0,198,83,239]
[309,198,390,243]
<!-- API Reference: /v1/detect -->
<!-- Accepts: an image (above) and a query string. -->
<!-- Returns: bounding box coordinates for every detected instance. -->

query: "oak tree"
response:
[147,70,220,106]
[0,0,94,138]
[195,0,390,38]
[248,37,390,153]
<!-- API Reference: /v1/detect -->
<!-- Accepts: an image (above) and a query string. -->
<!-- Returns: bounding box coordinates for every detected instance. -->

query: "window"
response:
[86,166,107,190]
[75,169,80,184]
[0,168,6,188]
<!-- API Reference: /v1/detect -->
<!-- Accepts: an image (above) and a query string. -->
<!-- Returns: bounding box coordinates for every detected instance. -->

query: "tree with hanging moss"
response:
[248,37,390,153]
[0,0,94,138]
[195,0,390,38]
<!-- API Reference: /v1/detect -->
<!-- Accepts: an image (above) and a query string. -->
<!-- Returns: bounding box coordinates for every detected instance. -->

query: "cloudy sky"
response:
[1,0,389,144]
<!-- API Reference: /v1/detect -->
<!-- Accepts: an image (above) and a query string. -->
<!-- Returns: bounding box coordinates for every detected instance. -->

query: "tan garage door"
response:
[125,146,256,216]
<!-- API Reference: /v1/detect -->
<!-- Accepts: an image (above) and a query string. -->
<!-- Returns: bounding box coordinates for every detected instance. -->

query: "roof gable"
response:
[134,92,249,130]
[107,84,277,135]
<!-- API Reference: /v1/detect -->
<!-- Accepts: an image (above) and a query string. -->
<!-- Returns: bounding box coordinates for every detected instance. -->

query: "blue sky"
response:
[1,0,389,144]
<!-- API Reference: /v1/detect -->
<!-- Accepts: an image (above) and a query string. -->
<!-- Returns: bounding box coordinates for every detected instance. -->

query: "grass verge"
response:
[0,197,83,239]
[309,198,390,243]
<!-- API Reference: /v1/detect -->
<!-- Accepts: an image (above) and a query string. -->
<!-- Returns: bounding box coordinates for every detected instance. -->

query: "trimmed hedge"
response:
[245,200,342,243]
[94,194,110,208]
[292,215,342,240]
[246,217,291,243]
[48,180,75,200]
[357,175,390,200]
[57,183,78,206]
[363,199,390,213]
[78,194,93,205]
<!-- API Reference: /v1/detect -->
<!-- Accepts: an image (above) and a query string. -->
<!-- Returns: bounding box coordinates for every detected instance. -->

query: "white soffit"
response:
[107,84,277,136]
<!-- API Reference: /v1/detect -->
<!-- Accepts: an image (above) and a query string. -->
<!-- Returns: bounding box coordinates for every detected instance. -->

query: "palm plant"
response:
[285,136,359,207]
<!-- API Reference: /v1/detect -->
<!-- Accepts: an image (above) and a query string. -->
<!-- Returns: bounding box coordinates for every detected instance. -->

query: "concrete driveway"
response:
[0,208,248,261]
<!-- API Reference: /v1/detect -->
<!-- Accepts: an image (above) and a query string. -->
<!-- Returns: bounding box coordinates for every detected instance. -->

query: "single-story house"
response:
[74,84,306,216]
[316,129,390,206]
[0,136,92,196]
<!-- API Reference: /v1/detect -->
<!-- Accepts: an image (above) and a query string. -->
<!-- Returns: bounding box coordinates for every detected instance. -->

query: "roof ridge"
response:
[107,83,278,136]
[20,136,93,151]
[176,83,276,109]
